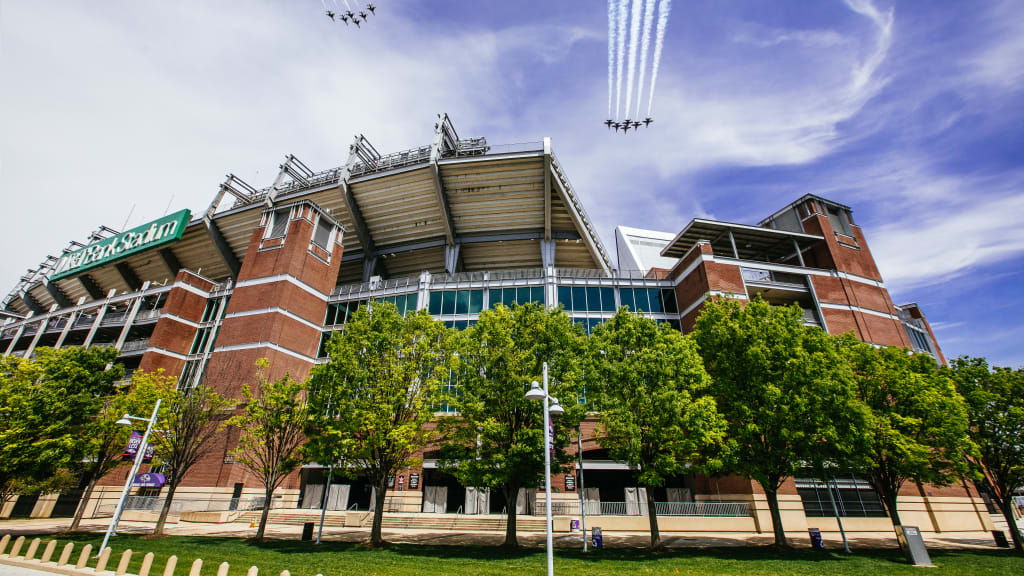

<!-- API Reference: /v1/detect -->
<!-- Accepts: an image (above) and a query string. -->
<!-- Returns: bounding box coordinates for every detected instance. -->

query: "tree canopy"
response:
[949,356,1024,552]
[438,303,587,548]
[694,297,868,548]
[844,339,975,532]
[0,346,122,505]
[588,309,726,548]
[228,359,307,541]
[306,301,450,546]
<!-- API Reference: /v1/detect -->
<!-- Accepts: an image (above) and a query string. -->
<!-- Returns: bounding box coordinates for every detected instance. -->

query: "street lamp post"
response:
[526,362,564,576]
[99,399,161,555]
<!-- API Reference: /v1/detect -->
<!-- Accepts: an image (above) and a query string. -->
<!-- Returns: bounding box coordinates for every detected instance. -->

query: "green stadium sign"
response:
[50,209,192,281]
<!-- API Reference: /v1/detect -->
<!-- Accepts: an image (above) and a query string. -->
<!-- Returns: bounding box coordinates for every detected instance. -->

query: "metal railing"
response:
[119,339,150,353]
[135,309,163,322]
[543,500,752,517]
[116,495,267,514]
[741,267,807,287]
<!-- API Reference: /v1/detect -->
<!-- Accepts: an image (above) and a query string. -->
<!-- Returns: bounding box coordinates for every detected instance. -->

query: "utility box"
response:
[895,526,932,566]
[591,527,603,549]
[808,528,824,550]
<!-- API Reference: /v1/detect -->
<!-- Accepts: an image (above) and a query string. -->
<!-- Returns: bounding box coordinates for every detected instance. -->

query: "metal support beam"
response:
[430,162,456,247]
[203,217,241,279]
[55,311,77,349]
[541,239,556,269]
[160,248,182,278]
[22,292,45,315]
[728,230,739,259]
[341,181,376,257]
[114,283,149,352]
[115,262,142,292]
[79,275,105,300]
[543,138,552,241]
[792,239,806,267]
[362,257,378,283]
[24,314,51,359]
[43,280,73,308]
[3,313,31,356]
[445,244,461,275]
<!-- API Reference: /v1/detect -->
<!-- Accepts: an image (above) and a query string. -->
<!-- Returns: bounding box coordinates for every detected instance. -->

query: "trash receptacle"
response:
[302,522,315,541]
[591,527,603,549]
[808,528,824,550]
[895,526,933,567]
[993,530,1009,548]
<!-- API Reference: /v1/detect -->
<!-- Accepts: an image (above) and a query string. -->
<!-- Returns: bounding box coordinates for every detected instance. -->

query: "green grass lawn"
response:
[10,533,1022,576]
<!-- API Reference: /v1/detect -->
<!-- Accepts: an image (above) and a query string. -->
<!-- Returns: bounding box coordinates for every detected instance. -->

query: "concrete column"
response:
[23,311,51,358]
[55,309,80,349]
[83,299,111,348]
[416,271,431,311]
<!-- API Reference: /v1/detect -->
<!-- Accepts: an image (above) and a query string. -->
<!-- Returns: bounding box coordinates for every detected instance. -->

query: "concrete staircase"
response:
[235,510,547,532]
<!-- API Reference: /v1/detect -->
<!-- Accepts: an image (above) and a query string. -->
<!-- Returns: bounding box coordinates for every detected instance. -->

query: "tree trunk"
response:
[998,494,1024,554]
[255,485,273,541]
[70,476,98,532]
[153,482,178,536]
[645,485,662,549]
[370,479,387,546]
[881,487,903,528]
[761,485,789,548]
[503,485,519,548]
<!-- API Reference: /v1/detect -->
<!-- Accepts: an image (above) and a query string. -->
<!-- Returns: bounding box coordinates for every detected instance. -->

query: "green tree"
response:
[306,302,449,547]
[438,303,587,548]
[950,356,1024,553]
[70,379,155,531]
[0,347,122,509]
[693,297,865,548]
[228,359,308,541]
[589,309,727,549]
[130,371,232,536]
[844,340,975,537]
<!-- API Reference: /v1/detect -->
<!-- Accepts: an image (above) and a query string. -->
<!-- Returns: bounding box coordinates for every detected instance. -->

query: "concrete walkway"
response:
[0,563,58,576]
[0,517,1003,551]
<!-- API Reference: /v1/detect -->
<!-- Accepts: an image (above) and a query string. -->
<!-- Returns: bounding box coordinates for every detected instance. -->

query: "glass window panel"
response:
[429,292,443,315]
[558,286,572,309]
[669,319,681,332]
[587,317,601,335]
[517,287,530,304]
[269,208,289,238]
[455,320,469,330]
[503,288,516,307]
[469,290,483,313]
[313,219,332,249]
[634,289,650,313]
[455,290,470,314]
[648,289,662,313]
[406,293,418,312]
[600,287,616,312]
[571,287,586,312]
[573,318,586,329]
[442,291,457,315]
[662,289,678,313]
[531,286,544,304]
[444,320,455,328]
[620,288,635,311]
[586,287,601,313]
[395,296,407,315]
[467,319,477,327]
[488,289,500,309]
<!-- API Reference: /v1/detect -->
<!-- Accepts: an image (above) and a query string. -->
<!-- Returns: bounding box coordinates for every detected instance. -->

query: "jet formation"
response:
[604,117,653,133]
[324,2,375,28]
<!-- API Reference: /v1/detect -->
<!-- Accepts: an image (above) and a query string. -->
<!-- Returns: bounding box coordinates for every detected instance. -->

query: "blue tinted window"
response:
[442,291,456,315]
[647,289,662,313]
[620,288,634,311]
[586,287,601,312]
[662,289,678,314]
[503,288,516,307]
[469,290,483,313]
[572,287,586,312]
[532,286,544,304]
[601,287,616,312]
[557,286,571,309]
[455,291,470,314]
[429,292,443,315]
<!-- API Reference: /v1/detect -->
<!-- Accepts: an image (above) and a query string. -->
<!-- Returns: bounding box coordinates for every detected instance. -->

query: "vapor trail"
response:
[647,0,672,117]
[634,0,656,119]
[320,0,328,10]
[614,0,629,120]
[624,0,644,119]
[342,0,353,11]
[608,1,616,119]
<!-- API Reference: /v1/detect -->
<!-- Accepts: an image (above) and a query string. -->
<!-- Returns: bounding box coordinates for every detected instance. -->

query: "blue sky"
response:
[2,1,1022,366]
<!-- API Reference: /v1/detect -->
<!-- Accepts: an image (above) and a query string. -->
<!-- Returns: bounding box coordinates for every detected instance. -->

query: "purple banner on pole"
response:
[123,430,155,463]
[132,473,166,488]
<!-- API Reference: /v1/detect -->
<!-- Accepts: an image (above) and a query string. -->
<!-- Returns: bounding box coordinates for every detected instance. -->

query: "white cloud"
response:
[961,0,1024,90]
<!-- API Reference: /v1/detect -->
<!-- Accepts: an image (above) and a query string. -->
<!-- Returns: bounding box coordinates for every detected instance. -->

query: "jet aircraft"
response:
[326,10,335,21]
[643,118,653,127]
[359,11,369,19]
[367,4,376,14]
[604,119,615,129]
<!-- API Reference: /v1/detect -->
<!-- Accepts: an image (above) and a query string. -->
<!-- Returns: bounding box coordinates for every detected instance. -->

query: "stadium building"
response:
[0,115,991,539]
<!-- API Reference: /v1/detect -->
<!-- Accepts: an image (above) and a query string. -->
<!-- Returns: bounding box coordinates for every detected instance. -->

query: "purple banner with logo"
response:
[122,430,155,463]
[132,472,166,488]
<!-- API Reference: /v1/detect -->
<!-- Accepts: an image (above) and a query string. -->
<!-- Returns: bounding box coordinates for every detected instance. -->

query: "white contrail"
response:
[320,0,328,10]
[608,0,616,119]
[647,0,672,117]
[614,0,629,120]
[634,0,656,119]
[624,0,643,120]
[342,0,353,11]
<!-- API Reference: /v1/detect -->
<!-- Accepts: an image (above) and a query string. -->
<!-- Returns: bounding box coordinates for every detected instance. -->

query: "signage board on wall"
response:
[50,209,192,281]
